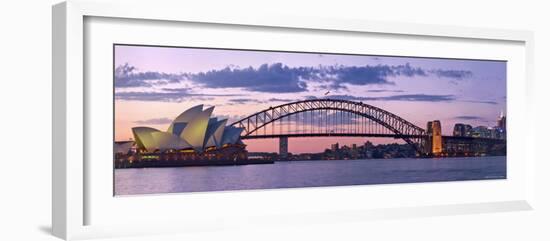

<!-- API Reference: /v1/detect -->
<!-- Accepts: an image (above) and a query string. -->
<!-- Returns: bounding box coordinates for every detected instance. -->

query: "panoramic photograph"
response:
[113,44,507,195]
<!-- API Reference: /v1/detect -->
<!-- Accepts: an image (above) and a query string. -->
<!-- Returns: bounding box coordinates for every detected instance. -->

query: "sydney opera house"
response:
[114,105,249,168]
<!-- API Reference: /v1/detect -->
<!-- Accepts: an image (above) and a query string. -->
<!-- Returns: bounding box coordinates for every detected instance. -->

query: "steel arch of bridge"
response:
[230,99,427,153]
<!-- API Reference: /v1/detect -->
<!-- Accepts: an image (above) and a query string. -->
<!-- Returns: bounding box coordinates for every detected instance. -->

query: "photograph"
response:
[2,0,545,240]
[113,44,507,195]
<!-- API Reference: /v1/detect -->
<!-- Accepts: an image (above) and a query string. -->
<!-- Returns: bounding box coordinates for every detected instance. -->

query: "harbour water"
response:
[114,156,506,195]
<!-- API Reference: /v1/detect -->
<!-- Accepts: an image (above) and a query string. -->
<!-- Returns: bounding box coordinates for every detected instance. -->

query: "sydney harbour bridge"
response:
[230,99,506,157]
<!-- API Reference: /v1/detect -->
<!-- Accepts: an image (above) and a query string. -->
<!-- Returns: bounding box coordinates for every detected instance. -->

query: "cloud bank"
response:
[115,63,187,88]
[115,87,238,102]
[115,63,473,93]
[454,115,485,121]
[134,118,173,125]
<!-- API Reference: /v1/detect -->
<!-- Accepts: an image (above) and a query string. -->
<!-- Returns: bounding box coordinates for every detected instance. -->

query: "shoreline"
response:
[114,155,506,169]
[114,158,273,169]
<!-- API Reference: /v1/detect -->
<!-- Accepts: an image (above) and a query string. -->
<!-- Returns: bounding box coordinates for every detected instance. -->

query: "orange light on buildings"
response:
[431,120,443,155]
[425,120,443,156]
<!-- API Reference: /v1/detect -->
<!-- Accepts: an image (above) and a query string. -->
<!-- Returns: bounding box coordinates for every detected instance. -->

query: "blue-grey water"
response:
[114,156,506,195]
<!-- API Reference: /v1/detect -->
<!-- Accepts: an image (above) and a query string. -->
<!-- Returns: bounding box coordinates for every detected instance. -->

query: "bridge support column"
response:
[279,136,288,159]
[425,120,443,156]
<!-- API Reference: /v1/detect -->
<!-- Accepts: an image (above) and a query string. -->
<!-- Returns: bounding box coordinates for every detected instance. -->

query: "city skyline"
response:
[114,44,506,154]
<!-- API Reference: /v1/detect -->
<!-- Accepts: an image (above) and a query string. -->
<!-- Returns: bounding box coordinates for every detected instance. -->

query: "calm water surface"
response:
[114,156,506,195]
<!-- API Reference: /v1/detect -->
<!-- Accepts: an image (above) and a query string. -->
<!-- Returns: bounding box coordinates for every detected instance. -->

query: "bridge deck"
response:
[242,133,426,139]
[241,133,504,143]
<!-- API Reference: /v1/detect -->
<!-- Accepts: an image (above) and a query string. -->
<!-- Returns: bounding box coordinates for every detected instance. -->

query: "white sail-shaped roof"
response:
[180,106,214,151]
[167,104,203,134]
[151,132,191,151]
[221,126,244,145]
[131,105,243,153]
[132,127,161,152]
[170,122,187,137]
[204,119,227,148]
[203,118,219,148]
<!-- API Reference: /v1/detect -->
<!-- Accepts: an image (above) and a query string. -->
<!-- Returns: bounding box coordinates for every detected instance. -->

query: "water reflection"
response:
[115,156,506,195]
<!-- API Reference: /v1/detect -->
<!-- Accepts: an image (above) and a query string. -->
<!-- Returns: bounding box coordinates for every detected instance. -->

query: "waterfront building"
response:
[465,124,473,137]
[472,126,491,138]
[496,111,507,140]
[364,141,374,149]
[453,123,473,137]
[331,142,339,152]
[497,111,506,130]
[115,105,247,166]
[494,127,506,140]
[114,141,134,154]
[453,123,464,137]
[472,126,496,138]
[131,104,245,153]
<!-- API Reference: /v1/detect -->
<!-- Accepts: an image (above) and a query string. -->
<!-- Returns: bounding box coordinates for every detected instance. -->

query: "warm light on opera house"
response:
[133,104,244,152]
[114,105,251,168]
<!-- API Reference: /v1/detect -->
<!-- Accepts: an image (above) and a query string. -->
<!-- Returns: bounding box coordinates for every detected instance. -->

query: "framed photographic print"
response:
[53,0,535,240]
[113,44,508,195]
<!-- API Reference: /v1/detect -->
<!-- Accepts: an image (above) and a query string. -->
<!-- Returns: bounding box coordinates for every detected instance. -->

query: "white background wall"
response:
[0,0,548,240]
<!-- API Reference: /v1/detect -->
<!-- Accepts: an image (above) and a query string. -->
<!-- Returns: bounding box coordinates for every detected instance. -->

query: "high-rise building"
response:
[331,142,339,152]
[472,126,491,138]
[453,123,465,136]
[464,124,473,137]
[497,111,506,131]
[453,123,473,137]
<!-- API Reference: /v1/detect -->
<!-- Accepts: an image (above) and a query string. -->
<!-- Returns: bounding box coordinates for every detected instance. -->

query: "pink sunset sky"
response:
[114,44,506,154]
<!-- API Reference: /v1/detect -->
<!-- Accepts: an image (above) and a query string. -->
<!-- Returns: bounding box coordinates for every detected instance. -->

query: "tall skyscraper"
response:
[453,123,465,136]
[453,123,474,137]
[497,111,506,130]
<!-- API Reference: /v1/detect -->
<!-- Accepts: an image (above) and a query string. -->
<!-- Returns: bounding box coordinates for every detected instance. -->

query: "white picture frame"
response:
[52,0,535,240]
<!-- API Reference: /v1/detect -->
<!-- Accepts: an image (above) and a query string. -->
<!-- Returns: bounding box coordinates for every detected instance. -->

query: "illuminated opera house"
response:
[114,105,248,167]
